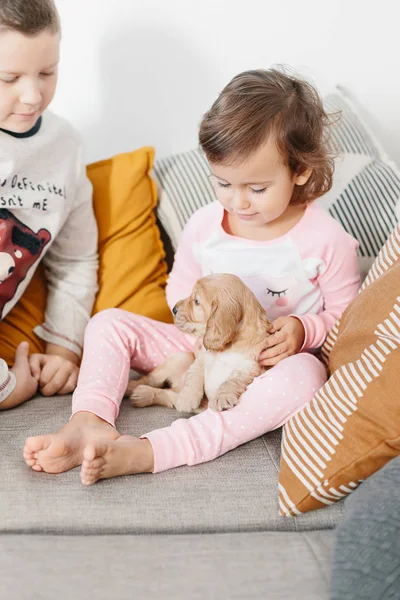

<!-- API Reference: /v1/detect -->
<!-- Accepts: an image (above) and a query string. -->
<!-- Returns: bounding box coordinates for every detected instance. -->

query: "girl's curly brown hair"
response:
[199,68,335,205]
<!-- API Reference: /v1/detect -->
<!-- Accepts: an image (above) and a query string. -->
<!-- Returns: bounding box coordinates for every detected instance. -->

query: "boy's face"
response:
[0,28,60,133]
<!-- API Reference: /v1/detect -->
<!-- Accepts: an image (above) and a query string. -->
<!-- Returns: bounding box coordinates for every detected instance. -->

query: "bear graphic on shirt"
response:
[0,208,51,318]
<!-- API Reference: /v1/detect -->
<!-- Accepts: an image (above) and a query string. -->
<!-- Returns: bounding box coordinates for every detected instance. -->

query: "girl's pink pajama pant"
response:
[72,309,327,473]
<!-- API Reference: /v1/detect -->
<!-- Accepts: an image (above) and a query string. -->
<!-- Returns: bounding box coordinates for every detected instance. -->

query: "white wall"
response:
[53,0,400,166]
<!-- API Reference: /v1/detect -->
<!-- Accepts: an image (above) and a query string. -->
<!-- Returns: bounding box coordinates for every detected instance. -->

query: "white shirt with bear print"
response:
[0,110,98,401]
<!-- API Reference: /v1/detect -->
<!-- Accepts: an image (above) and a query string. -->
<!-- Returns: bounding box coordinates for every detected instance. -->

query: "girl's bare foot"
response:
[23,411,120,474]
[80,436,154,485]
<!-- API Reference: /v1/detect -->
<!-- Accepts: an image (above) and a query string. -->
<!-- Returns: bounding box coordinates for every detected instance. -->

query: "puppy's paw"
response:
[130,385,155,408]
[174,395,202,414]
[124,379,143,398]
[210,392,240,412]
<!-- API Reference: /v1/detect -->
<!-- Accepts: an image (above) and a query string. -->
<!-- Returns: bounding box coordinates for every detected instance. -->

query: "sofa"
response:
[1,88,399,600]
[2,401,338,599]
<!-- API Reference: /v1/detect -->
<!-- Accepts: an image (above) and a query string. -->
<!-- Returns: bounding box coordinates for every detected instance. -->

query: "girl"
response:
[24,68,360,482]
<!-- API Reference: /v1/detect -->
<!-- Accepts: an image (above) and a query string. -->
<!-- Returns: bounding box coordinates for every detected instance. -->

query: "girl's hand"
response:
[29,353,79,396]
[259,317,305,367]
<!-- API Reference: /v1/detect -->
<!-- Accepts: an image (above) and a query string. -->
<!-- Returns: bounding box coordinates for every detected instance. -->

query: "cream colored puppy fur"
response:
[125,274,272,412]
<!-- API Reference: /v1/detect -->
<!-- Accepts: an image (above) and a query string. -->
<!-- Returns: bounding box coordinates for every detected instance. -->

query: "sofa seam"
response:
[301,530,331,588]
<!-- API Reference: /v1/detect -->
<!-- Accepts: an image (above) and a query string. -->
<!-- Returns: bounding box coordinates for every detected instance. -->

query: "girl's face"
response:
[209,136,311,231]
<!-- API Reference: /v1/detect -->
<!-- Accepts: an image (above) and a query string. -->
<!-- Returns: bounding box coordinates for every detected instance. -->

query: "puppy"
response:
[125,273,272,412]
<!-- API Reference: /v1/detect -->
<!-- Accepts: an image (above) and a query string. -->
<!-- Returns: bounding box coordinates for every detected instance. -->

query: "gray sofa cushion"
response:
[0,531,335,600]
[1,396,344,534]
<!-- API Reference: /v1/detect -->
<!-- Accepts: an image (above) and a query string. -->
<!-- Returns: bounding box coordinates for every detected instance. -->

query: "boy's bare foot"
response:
[23,411,120,474]
[80,436,154,485]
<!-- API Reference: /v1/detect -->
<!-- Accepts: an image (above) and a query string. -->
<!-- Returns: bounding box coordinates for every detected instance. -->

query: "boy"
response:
[0,0,98,409]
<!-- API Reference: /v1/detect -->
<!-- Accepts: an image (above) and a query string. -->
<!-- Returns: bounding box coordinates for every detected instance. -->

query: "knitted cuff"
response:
[0,360,16,404]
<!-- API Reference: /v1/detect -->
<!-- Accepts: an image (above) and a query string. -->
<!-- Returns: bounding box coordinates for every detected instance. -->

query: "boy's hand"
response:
[0,342,39,410]
[29,353,79,396]
[259,317,305,367]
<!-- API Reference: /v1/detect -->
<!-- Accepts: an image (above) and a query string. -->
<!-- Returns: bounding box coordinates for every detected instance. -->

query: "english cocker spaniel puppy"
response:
[125,273,272,412]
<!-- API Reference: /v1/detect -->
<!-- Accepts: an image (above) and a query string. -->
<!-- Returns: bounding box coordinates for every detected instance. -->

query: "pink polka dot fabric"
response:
[72,309,195,425]
[144,352,327,472]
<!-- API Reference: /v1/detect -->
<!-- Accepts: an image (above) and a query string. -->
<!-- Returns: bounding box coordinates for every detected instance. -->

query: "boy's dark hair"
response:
[0,0,60,35]
[199,68,335,205]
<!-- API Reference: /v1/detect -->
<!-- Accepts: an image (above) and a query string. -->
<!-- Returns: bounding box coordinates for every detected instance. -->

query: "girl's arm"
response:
[297,231,361,350]
[165,212,204,310]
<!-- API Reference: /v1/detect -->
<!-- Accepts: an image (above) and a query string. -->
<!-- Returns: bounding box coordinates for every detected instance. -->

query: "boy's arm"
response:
[44,342,80,364]
[34,161,98,358]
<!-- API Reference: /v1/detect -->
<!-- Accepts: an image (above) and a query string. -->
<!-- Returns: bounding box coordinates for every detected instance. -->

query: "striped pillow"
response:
[153,149,213,250]
[278,223,400,516]
[153,88,400,275]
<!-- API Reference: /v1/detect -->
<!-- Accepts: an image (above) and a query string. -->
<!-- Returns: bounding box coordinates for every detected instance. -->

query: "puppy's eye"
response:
[194,298,200,306]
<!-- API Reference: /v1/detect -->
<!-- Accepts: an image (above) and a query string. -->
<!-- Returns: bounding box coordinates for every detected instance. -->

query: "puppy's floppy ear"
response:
[203,300,242,352]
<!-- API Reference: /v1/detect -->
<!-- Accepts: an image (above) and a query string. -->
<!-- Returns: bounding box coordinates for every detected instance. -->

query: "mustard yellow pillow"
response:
[89,146,171,322]
[0,146,172,366]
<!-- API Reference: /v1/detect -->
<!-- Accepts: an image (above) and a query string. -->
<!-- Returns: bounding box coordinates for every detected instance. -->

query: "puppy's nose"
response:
[172,305,178,315]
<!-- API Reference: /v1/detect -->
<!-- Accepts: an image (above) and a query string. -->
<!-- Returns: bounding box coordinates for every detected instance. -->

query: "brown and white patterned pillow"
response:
[278,224,400,516]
